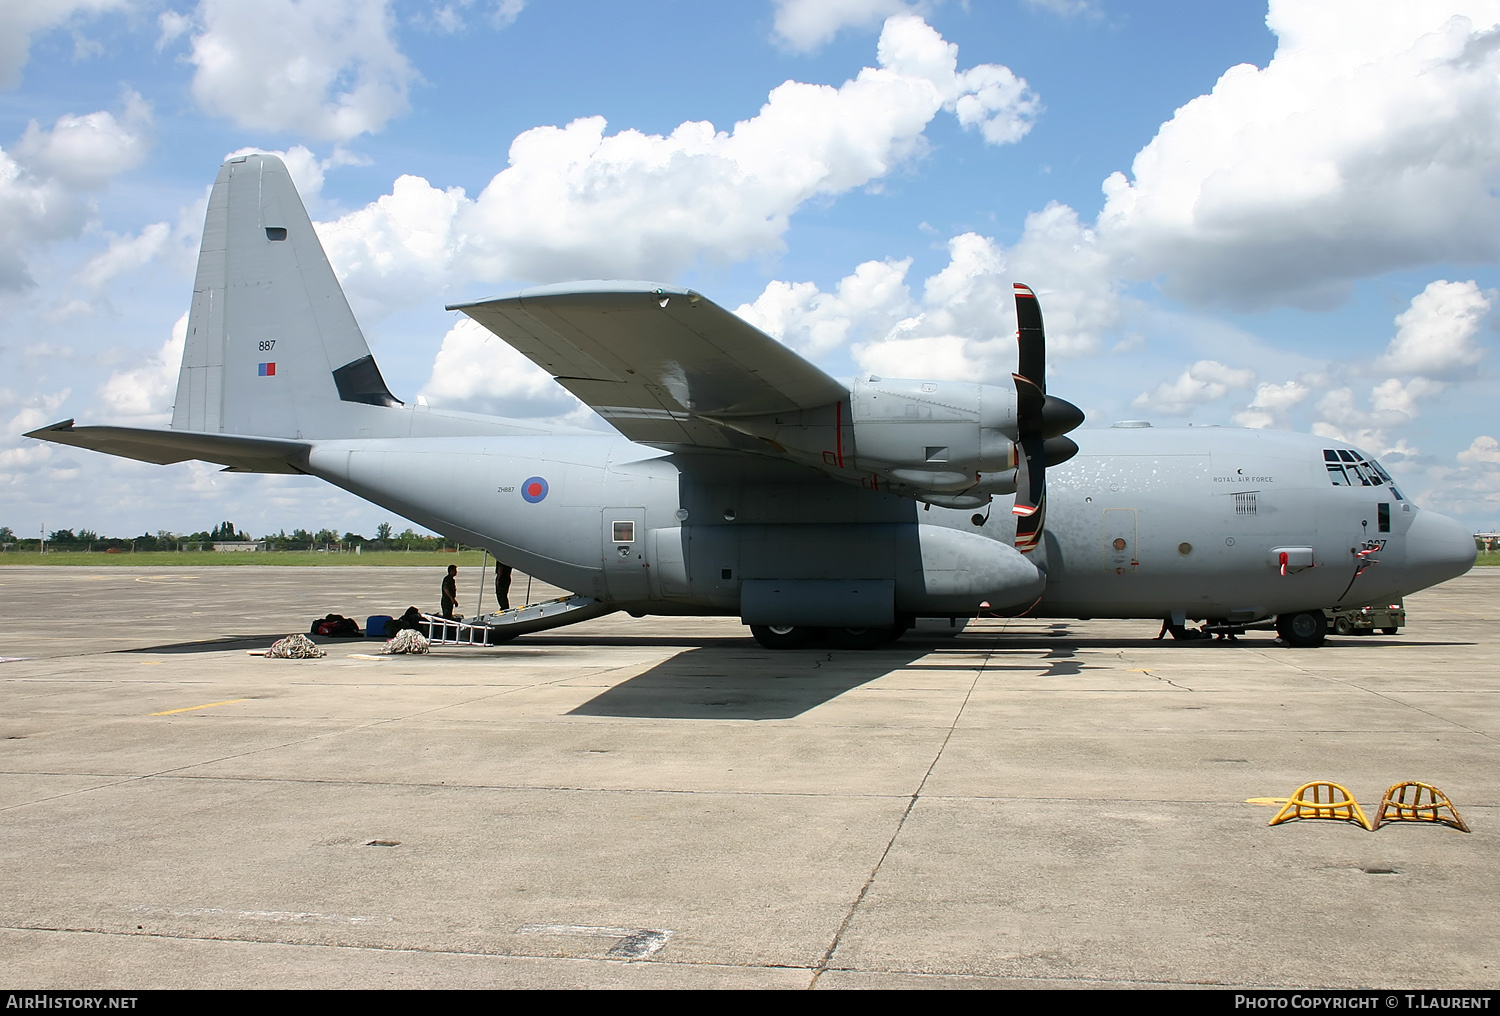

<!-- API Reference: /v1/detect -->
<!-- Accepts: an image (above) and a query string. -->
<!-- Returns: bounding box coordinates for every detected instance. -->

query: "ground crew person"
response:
[441,564,459,619]
[495,560,513,610]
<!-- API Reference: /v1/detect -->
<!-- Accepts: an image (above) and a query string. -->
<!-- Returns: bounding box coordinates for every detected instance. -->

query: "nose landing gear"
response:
[1276,610,1328,648]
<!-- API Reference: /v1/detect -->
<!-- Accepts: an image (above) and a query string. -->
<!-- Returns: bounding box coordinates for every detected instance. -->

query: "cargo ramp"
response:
[423,595,616,645]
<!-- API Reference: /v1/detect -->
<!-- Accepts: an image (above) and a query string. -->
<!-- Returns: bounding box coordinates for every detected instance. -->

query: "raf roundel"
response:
[521,476,549,503]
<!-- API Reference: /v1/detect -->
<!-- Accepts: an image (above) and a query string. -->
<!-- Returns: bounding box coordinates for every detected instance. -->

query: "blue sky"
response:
[2,0,1498,540]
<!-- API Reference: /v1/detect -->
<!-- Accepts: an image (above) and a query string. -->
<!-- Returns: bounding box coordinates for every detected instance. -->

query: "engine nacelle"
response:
[848,376,1017,487]
[713,375,1021,498]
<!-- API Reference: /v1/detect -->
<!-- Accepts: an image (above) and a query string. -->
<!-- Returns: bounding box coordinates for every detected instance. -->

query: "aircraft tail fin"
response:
[172,153,400,439]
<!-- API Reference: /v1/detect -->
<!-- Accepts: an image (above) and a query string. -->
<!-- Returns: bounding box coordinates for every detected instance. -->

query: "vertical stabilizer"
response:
[172,154,399,438]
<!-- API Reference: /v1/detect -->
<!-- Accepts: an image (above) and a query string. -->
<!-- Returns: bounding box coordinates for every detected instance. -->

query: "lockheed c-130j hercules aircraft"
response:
[28,154,1477,648]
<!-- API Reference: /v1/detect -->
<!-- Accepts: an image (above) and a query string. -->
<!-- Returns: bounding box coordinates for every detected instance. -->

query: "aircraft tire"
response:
[828,627,891,650]
[750,624,817,650]
[886,625,909,644]
[1277,611,1327,648]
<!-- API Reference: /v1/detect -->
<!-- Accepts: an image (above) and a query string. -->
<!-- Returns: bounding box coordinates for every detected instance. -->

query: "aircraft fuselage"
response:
[303,419,1475,626]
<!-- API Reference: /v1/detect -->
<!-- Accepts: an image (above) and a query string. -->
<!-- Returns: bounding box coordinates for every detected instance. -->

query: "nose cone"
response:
[1404,509,1476,591]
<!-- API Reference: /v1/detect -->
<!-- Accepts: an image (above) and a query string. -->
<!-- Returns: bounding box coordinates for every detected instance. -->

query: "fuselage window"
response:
[1378,503,1391,533]
[612,521,635,543]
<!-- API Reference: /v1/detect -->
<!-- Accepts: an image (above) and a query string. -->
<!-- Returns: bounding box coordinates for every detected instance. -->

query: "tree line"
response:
[0,521,465,552]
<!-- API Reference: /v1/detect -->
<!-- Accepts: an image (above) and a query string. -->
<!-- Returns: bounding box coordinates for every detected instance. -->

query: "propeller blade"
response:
[1011,284,1050,550]
[1013,283,1046,394]
[1012,372,1044,516]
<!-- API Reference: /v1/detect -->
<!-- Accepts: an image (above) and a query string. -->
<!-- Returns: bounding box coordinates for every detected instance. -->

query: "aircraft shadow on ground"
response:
[565,640,940,720]
[564,629,1116,720]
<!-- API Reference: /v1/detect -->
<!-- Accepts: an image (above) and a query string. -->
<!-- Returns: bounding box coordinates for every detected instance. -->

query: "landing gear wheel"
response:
[750,624,817,650]
[827,627,891,650]
[886,626,909,644]
[1334,616,1352,636]
[1277,611,1328,648]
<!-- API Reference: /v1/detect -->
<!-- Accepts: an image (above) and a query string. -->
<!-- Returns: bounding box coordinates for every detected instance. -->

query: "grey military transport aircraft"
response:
[28,154,1477,649]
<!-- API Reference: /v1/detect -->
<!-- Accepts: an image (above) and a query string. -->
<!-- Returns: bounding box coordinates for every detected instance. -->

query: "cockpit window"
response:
[1323,448,1405,500]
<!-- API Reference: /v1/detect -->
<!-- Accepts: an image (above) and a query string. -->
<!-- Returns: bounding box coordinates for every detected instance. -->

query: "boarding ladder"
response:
[421,594,616,646]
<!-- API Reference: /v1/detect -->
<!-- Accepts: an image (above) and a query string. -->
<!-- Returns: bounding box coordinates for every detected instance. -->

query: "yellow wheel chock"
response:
[1269,781,1371,830]
[1372,781,1470,833]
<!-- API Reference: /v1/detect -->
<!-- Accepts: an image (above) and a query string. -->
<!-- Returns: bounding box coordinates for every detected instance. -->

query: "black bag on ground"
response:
[311,613,362,637]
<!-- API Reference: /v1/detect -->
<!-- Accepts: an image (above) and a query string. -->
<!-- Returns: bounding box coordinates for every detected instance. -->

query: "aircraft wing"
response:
[24,420,310,474]
[449,282,849,448]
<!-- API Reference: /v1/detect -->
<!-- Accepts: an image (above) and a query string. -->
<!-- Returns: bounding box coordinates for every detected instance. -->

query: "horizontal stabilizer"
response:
[24,420,309,474]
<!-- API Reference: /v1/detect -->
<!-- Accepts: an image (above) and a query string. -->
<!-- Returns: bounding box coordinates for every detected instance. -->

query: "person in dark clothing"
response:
[495,560,513,610]
[385,606,425,637]
[441,565,459,619]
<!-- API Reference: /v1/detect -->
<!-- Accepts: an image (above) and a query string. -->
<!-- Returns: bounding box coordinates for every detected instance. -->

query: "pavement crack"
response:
[807,646,989,989]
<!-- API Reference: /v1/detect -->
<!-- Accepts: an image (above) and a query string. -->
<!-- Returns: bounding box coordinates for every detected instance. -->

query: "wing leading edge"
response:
[448,281,849,449]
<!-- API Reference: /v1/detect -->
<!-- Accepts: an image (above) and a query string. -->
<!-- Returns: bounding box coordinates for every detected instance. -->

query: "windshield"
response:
[1323,448,1405,500]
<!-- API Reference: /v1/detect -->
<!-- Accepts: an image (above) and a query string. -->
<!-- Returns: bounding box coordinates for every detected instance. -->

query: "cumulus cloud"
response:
[95,313,187,424]
[771,0,925,52]
[1299,278,1492,454]
[316,173,467,311]
[1096,0,1500,308]
[0,389,70,479]
[13,90,151,188]
[1436,434,1500,517]
[1233,380,1310,429]
[733,207,1120,384]
[1459,435,1500,466]
[318,16,1038,313]
[0,0,129,90]
[1310,378,1448,455]
[74,222,170,290]
[1373,278,1493,379]
[737,257,914,359]
[225,143,367,208]
[1133,360,1257,415]
[181,0,416,141]
[418,317,585,421]
[0,94,154,292]
[736,216,1118,384]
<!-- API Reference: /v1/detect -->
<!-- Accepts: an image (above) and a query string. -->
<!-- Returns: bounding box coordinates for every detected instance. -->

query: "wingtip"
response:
[1013,283,1036,299]
[23,418,75,439]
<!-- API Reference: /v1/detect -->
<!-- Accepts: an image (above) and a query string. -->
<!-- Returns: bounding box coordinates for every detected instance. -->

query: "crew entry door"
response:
[602,508,650,602]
